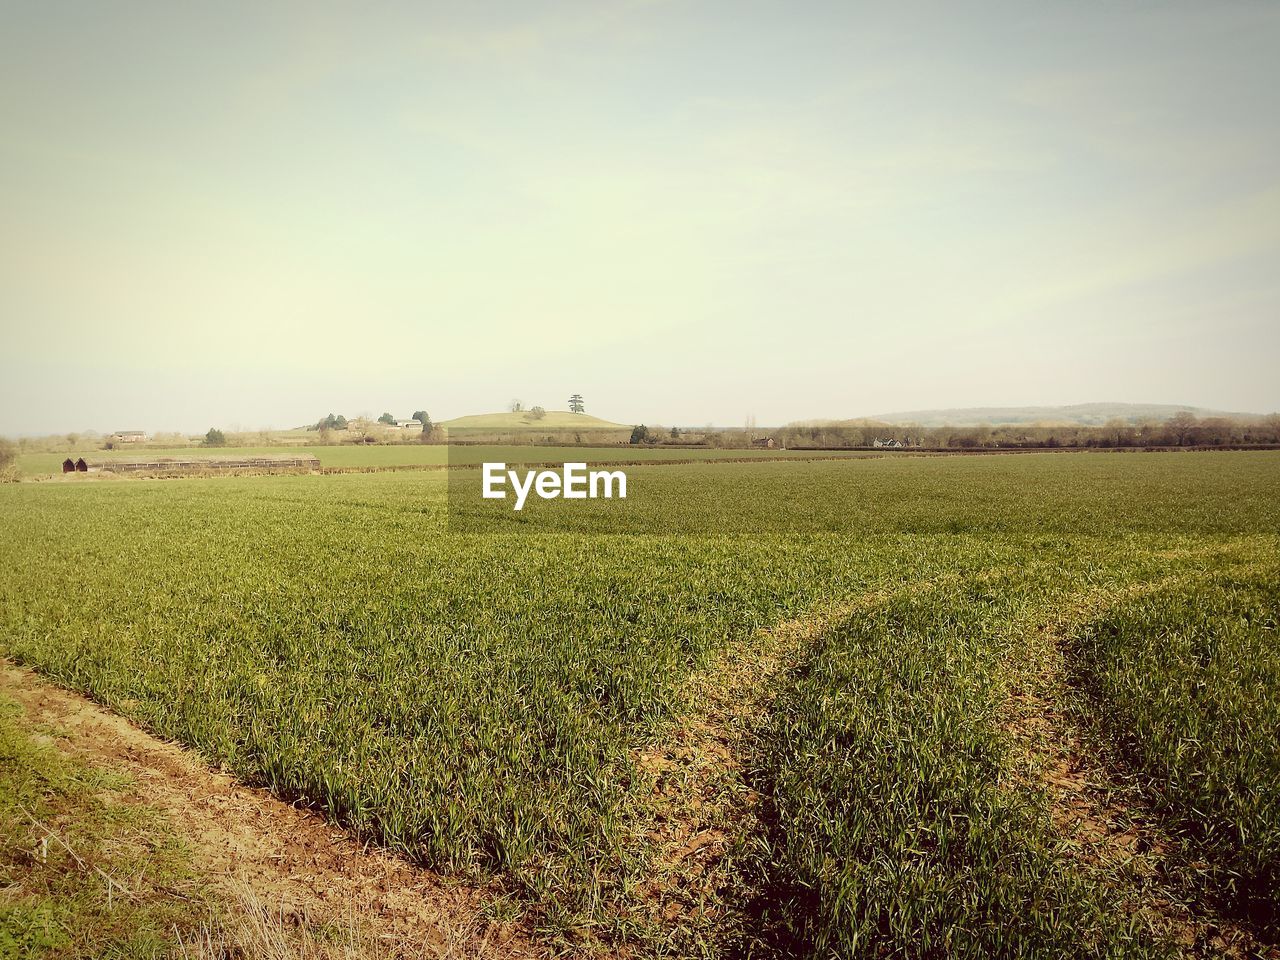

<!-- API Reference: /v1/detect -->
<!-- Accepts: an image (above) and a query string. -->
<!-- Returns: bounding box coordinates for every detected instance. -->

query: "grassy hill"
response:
[862,402,1259,428]
[440,411,629,431]
[439,411,632,443]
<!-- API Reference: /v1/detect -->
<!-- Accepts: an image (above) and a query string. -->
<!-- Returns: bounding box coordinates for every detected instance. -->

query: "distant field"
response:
[16,445,336,476]
[1,452,1277,956]
[16,443,880,476]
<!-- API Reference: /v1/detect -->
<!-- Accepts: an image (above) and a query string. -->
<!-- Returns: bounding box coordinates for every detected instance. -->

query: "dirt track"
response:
[0,661,539,959]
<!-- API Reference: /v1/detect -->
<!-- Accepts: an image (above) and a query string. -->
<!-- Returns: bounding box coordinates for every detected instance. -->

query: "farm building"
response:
[873,438,903,448]
[751,437,776,449]
[109,430,148,443]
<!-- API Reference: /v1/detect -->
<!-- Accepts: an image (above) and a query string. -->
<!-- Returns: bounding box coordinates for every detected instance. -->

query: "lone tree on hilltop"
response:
[412,410,428,424]
[378,412,395,425]
[568,394,585,414]
[529,406,546,420]
[202,428,227,447]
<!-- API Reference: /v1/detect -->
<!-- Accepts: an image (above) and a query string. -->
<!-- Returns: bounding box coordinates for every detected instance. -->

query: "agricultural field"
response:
[1,451,1277,958]
[15,444,447,476]
[15,443,880,477]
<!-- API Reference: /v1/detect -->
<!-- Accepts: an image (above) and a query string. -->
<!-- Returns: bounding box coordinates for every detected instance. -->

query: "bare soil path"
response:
[0,661,540,960]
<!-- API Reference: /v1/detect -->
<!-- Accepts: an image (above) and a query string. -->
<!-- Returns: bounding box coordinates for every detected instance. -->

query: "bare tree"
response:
[1166,410,1197,445]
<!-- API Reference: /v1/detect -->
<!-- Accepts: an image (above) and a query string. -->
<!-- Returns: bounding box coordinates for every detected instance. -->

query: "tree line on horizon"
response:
[767,410,1280,450]
[6,409,1280,458]
[620,411,1280,450]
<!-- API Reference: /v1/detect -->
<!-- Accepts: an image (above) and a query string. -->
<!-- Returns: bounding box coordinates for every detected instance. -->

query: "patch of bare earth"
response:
[0,662,540,960]
[1004,585,1279,959]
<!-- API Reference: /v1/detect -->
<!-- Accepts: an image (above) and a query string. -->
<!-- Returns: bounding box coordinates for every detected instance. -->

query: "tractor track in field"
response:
[624,581,947,955]
[1005,581,1280,959]
[0,661,541,960]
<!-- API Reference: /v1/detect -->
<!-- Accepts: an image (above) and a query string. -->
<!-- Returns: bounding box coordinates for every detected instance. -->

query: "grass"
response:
[0,694,211,958]
[0,691,371,959]
[739,554,1192,959]
[1067,563,1280,937]
[450,450,1280,535]
[0,452,1277,955]
[0,473,948,935]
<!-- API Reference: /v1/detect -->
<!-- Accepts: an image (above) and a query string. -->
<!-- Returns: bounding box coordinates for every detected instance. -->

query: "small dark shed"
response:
[62,458,75,473]
[75,458,88,472]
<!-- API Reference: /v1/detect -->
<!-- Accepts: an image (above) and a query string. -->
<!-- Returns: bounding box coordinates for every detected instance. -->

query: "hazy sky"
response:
[2,1,1278,434]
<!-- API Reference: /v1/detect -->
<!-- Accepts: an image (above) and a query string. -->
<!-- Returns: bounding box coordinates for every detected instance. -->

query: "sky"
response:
[2,0,1278,435]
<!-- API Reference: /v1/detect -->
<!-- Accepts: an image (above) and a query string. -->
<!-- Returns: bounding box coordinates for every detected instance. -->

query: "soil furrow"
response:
[1,661,540,960]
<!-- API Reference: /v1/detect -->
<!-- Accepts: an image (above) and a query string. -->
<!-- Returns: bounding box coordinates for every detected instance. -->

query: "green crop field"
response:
[1,451,1277,957]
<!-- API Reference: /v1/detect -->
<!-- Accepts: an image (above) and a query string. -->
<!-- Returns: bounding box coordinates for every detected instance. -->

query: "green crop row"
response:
[1066,561,1280,937]
[739,561,1169,959]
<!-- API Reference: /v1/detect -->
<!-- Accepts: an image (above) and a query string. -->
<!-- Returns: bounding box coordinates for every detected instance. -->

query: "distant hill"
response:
[438,412,632,444]
[862,403,1259,428]
[440,411,629,431]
